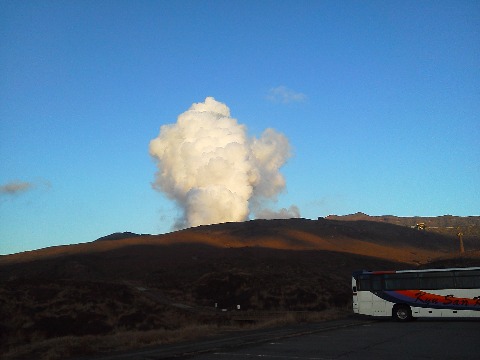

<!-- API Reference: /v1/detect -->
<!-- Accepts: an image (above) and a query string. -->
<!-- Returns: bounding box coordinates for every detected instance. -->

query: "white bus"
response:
[352,267,480,321]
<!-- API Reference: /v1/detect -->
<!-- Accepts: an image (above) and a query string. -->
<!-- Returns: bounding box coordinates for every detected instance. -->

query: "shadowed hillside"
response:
[2,217,474,268]
[1,217,479,359]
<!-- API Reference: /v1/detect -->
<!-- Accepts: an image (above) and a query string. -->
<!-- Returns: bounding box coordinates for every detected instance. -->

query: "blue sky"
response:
[1,0,479,255]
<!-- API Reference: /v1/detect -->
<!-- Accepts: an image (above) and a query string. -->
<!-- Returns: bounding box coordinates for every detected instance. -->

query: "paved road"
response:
[187,318,480,360]
[85,317,480,360]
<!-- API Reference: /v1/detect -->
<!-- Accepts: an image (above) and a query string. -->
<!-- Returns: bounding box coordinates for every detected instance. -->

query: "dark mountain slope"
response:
[1,217,470,268]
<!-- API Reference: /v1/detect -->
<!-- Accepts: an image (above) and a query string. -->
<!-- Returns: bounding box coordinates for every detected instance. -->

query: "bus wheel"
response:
[393,305,412,322]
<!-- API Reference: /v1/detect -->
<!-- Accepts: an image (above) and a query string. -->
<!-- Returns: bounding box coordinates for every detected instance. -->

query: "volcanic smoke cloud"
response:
[149,97,299,229]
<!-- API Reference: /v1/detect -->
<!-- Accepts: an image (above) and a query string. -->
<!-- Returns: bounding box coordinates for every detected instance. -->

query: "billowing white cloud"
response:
[149,97,300,230]
[267,86,306,103]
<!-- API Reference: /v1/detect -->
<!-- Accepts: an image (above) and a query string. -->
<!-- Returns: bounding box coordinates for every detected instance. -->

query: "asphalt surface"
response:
[189,317,480,360]
[83,316,480,360]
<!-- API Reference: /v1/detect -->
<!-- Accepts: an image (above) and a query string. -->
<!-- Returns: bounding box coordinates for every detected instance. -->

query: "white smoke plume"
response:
[255,205,301,220]
[149,97,299,229]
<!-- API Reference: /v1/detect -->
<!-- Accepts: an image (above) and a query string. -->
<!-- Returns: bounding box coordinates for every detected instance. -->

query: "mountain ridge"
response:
[1,216,479,270]
[325,212,480,227]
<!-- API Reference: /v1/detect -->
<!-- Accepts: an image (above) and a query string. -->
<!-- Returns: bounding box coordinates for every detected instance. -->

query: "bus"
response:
[352,267,480,321]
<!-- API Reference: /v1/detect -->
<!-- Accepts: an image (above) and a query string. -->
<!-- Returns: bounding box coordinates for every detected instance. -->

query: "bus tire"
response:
[393,304,412,322]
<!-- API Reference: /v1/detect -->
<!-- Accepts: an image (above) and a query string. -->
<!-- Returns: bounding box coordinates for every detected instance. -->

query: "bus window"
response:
[384,273,418,290]
[358,275,372,290]
[454,270,480,289]
[418,272,455,289]
[358,274,383,291]
[371,275,382,291]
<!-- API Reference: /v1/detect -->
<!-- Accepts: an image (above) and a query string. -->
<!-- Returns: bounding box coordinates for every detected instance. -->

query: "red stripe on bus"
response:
[396,290,480,307]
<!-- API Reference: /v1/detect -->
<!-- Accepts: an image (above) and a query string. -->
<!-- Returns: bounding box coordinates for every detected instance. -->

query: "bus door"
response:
[358,274,387,316]
[352,277,359,313]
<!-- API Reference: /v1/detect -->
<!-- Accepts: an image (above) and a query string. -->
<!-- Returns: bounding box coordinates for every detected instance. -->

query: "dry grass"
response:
[0,247,403,359]
[252,307,350,329]
[2,324,222,360]
[2,308,350,360]
[0,276,350,360]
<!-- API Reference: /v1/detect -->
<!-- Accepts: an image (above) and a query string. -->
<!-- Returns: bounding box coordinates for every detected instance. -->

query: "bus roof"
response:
[353,267,480,276]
